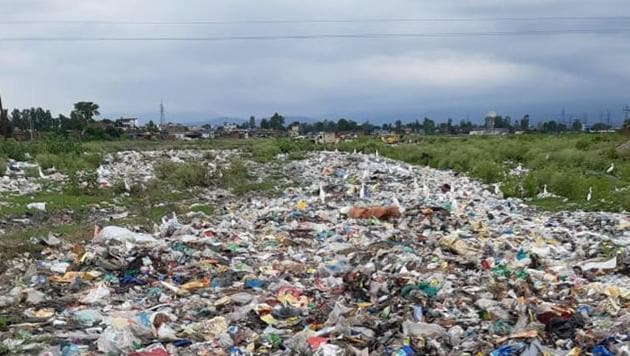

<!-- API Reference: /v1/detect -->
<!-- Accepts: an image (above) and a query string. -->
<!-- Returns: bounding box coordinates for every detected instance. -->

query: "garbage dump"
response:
[0,160,47,195]
[96,149,236,188]
[0,150,628,355]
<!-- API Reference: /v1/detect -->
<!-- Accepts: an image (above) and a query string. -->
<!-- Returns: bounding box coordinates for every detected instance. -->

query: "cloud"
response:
[1,0,629,122]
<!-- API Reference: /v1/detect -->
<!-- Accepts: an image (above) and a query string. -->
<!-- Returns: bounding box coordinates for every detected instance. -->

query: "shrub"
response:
[0,141,28,161]
[177,162,212,188]
[35,154,57,170]
[473,161,504,183]
[154,161,181,180]
[220,159,251,188]
[575,139,590,151]
[154,160,212,188]
[250,140,282,162]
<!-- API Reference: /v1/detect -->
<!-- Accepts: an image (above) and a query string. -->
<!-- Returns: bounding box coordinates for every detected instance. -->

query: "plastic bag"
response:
[97,325,141,354]
[80,283,110,305]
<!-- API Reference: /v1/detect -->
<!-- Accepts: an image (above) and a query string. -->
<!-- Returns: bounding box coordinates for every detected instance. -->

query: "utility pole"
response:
[0,95,8,139]
[160,100,165,129]
[584,112,589,130]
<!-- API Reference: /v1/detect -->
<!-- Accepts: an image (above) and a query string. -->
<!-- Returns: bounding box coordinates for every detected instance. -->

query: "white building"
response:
[118,118,139,130]
[222,122,238,132]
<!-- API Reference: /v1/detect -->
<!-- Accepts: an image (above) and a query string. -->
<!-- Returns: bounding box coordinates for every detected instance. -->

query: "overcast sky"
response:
[1,0,630,124]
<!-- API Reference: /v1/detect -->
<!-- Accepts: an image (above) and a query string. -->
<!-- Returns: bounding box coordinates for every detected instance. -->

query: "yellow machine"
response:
[381,133,400,144]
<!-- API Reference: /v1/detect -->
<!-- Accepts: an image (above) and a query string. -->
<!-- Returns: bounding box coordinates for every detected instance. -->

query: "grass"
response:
[35,152,102,173]
[39,134,630,211]
[0,133,626,274]
[190,204,214,215]
[216,158,278,195]
[0,190,116,216]
[333,133,629,212]
[154,161,213,188]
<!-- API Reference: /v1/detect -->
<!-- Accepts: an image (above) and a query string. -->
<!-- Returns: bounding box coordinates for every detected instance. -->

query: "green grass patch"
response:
[154,161,213,188]
[190,204,214,215]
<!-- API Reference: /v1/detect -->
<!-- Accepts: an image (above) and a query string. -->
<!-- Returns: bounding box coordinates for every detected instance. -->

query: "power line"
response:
[1,16,629,25]
[1,28,629,42]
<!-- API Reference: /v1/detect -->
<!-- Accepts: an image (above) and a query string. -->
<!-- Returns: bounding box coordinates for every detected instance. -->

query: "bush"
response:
[35,154,57,170]
[177,162,212,188]
[250,140,282,162]
[154,160,212,188]
[473,161,504,183]
[575,139,590,151]
[154,161,181,180]
[220,159,251,188]
[0,140,28,161]
[276,138,315,153]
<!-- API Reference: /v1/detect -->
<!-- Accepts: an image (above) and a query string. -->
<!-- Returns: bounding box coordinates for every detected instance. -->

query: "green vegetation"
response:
[335,134,629,212]
[218,158,278,195]
[213,134,628,211]
[154,161,213,188]
[0,190,115,216]
[0,133,627,263]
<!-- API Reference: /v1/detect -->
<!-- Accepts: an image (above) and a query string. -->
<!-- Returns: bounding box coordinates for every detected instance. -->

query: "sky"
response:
[1,0,630,125]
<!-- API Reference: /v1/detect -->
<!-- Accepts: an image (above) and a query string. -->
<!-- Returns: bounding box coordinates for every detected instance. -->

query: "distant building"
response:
[469,128,509,136]
[288,124,300,137]
[312,132,339,144]
[222,122,238,132]
[117,117,139,130]
[159,123,190,140]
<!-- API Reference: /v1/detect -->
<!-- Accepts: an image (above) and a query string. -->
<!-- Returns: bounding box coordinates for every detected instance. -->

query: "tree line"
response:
[240,112,624,135]
[0,102,127,140]
[1,101,626,140]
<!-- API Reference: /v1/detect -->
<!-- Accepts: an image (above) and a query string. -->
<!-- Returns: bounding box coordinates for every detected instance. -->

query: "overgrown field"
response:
[0,133,628,223]
[238,134,630,212]
[339,134,629,212]
[0,133,627,270]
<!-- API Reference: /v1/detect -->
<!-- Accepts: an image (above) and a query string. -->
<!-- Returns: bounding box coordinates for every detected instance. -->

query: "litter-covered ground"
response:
[0,150,628,355]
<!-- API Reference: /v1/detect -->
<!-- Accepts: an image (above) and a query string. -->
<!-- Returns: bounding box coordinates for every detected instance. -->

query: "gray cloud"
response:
[1,0,629,124]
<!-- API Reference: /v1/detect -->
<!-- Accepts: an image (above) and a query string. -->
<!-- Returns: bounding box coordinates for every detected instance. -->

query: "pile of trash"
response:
[1,151,628,355]
[96,149,237,188]
[1,158,66,195]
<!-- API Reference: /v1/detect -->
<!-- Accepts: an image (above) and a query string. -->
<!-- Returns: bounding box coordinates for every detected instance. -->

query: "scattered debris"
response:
[0,151,628,355]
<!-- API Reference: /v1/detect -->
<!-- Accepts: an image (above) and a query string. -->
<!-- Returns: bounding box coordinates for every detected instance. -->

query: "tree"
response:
[520,115,530,131]
[337,118,352,132]
[260,118,269,129]
[423,117,435,135]
[10,109,25,131]
[447,118,455,134]
[0,96,9,138]
[268,112,285,130]
[249,116,256,129]
[394,120,403,133]
[73,102,100,121]
[412,119,422,132]
[146,120,158,132]
[591,122,611,131]
[571,120,583,132]
[361,121,374,133]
